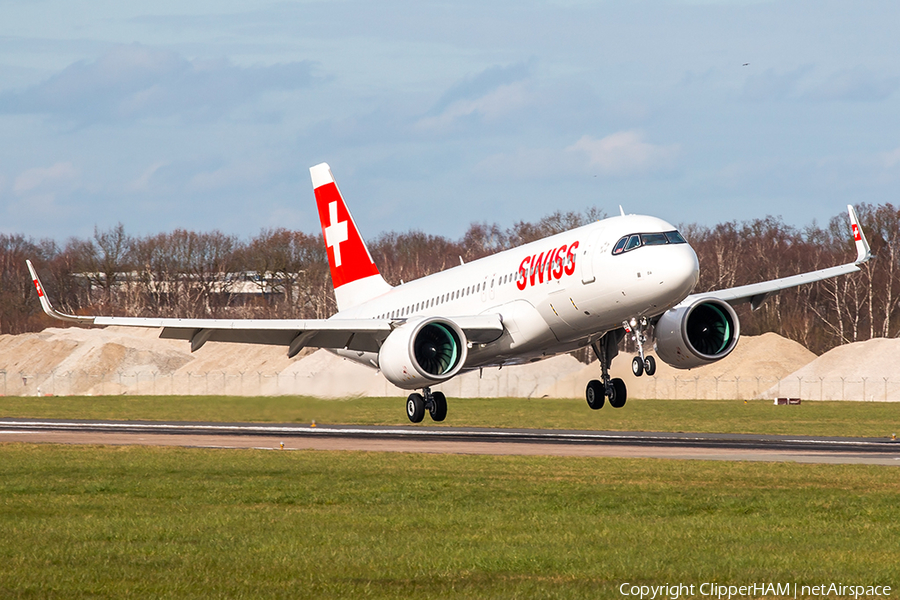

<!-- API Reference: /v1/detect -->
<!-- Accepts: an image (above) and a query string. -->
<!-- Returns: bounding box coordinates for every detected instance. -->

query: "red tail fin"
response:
[310,163,391,310]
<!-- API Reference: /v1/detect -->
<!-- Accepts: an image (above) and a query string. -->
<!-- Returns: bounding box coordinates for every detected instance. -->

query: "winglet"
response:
[25,260,95,324]
[847,205,871,264]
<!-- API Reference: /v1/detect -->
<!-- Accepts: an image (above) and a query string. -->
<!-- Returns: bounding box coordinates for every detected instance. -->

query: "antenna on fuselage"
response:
[619,205,625,216]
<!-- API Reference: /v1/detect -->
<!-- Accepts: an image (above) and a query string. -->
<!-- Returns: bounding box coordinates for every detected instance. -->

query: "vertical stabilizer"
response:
[310,163,392,311]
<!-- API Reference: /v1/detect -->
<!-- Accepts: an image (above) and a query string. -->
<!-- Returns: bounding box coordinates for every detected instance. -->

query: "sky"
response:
[1,0,899,243]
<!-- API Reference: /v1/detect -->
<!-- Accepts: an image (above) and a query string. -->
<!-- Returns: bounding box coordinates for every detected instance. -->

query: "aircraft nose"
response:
[665,243,700,300]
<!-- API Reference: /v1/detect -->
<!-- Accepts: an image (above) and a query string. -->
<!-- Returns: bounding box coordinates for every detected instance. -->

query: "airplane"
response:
[27,163,872,423]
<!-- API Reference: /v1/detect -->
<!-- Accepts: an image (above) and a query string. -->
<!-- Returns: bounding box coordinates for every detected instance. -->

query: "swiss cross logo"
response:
[852,223,862,242]
[33,279,44,297]
[314,181,381,288]
[324,201,349,267]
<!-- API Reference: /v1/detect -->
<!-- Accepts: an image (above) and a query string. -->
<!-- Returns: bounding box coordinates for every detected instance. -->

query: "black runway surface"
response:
[1,418,899,465]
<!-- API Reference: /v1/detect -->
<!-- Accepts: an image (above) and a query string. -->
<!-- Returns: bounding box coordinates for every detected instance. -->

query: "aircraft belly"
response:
[471,299,556,363]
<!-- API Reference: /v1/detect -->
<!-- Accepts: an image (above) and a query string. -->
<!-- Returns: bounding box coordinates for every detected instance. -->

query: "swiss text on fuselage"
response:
[516,241,579,290]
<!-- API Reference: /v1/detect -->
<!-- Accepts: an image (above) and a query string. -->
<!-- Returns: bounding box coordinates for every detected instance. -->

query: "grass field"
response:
[0,444,898,599]
[1,395,899,438]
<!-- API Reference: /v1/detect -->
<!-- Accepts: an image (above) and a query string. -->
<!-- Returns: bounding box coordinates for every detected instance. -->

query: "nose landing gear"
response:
[406,387,447,423]
[625,317,657,377]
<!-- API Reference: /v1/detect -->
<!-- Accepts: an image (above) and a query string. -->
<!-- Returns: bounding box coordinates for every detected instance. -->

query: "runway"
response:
[1,418,899,465]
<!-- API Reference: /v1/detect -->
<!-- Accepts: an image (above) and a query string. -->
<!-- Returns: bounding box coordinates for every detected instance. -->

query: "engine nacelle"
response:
[378,317,468,389]
[654,298,740,369]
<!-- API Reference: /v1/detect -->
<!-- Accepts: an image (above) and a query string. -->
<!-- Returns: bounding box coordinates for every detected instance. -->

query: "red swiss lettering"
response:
[529,252,544,286]
[517,256,531,290]
[552,244,567,279]
[564,241,579,276]
[515,240,581,290]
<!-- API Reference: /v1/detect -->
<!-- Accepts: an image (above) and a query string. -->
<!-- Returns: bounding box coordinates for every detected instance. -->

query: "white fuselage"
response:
[333,214,700,369]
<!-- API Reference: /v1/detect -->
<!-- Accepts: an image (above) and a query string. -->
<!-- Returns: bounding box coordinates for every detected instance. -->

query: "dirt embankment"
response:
[1,326,896,400]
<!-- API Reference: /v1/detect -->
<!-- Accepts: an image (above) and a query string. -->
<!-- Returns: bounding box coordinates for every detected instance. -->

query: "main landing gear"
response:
[406,387,447,423]
[585,331,627,410]
[626,317,657,377]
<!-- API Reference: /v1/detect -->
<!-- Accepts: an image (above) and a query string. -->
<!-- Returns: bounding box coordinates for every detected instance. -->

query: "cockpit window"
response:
[665,231,687,244]
[641,233,668,246]
[625,235,642,251]
[612,230,687,255]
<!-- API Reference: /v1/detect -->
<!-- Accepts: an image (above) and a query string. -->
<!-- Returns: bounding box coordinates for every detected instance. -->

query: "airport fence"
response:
[2,369,899,401]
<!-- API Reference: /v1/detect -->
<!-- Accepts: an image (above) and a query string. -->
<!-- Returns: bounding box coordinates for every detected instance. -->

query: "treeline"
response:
[3,204,899,355]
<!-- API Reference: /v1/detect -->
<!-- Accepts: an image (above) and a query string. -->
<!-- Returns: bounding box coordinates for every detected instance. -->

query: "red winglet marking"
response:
[852,223,862,242]
[33,279,44,297]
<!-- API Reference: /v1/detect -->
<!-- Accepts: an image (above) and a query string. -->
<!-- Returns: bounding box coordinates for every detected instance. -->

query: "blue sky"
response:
[1,0,899,242]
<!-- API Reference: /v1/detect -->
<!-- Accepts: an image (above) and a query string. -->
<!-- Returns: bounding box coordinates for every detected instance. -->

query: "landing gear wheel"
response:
[586,380,605,410]
[406,393,425,423]
[644,356,656,377]
[608,378,627,408]
[429,391,447,422]
[632,356,645,377]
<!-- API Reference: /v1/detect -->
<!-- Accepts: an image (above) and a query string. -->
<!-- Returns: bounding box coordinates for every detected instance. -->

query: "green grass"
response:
[0,444,897,599]
[2,395,899,438]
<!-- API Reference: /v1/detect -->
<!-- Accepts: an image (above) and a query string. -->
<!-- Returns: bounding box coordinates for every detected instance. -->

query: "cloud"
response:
[741,66,812,102]
[804,67,900,102]
[414,61,536,133]
[13,162,79,194]
[188,160,278,192]
[7,162,80,221]
[475,146,567,180]
[428,61,535,116]
[883,147,900,169]
[127,161,168,192]
[475,131,681,181]
[0,44,317,123]
[415,81,532,133]
[567,132,680,176]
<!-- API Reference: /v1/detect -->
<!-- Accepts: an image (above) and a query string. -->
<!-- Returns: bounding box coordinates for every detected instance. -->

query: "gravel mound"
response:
[5,326,893,400]
[0,326,582,397]
[765,338,900,401]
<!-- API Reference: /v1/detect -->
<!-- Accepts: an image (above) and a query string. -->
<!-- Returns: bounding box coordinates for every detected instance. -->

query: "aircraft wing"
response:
[677,205,872,311]
[25,260,504,356]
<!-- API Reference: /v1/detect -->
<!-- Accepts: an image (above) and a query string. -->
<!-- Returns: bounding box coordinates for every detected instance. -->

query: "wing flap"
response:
[454,314,505,344]
[157,326,387,353]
